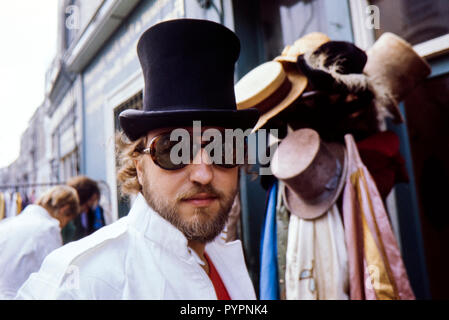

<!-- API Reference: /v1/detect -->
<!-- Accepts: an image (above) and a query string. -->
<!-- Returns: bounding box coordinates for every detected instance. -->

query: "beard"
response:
[142,180,237,243]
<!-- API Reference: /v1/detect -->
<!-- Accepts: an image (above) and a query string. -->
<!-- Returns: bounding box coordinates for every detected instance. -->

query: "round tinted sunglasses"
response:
[140,131,247,170]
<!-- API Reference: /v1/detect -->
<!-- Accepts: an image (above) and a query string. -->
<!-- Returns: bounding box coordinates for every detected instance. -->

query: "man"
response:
[0,186,79,299]
[66,176,105,241]
[16,19,258,299]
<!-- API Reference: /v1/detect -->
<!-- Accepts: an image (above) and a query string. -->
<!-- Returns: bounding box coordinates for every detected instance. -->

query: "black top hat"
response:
[119,19,259,141]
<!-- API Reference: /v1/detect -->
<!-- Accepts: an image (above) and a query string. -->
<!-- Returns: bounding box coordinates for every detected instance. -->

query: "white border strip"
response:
[413,33,449,59]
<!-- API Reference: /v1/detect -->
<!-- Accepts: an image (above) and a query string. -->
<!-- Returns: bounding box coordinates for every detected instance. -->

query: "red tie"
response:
[204,253,231,300]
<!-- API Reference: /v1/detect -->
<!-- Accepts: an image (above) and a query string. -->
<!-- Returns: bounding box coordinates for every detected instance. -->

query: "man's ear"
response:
[134,158,144,186]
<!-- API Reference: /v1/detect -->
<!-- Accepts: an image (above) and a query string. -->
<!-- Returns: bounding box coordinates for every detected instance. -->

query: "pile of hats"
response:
[237,31,431,215]
[235,32,431,140]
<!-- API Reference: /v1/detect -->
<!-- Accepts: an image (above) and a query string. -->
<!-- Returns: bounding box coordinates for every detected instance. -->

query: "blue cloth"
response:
[80,212,88,229]
[259,182,279,300]
[92,206,104,230]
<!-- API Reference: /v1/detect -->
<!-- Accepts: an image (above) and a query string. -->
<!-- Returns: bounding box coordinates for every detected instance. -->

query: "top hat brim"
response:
[251,67,308,132]
[120,108,260,141]
[282,142,348,220]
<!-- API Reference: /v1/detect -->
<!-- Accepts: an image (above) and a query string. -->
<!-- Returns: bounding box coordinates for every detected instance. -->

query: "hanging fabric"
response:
[21,192,31,211]
[357,130,409,200]
[259,182,279,300]
[285,201,349,300]
[9,193,17,218]
[276,181,289,300]
[30,190,36,204]
[285,206,316,300]
[0,193,5,220]
[92,206,105,231]
[313,204,349,299]
[342,134,415,300]
[16,192,22,215]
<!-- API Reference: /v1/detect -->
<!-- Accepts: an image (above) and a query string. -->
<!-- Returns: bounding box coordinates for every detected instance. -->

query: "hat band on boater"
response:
[251,76,292,114]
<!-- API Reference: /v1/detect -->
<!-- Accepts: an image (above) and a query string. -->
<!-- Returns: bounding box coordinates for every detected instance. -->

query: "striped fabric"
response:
[342,134,415,300]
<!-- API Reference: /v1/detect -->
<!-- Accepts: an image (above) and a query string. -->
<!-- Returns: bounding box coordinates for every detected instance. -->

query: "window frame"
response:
[349,0,449,59]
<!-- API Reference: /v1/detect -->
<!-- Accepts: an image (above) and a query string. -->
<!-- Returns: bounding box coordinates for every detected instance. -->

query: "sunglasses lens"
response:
[202,134,240,168]
[219,138,239,168]
[150,132,246,170]
[153,134,186,170]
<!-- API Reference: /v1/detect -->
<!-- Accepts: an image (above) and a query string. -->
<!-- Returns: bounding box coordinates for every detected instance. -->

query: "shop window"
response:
[370,0,449,45]
[60,149,79,182]
[260,0,339,60]
[234,0,353,75]
[113,91,143,218]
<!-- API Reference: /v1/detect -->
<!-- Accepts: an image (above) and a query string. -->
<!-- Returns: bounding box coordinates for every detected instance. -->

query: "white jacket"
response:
[16,193,256,300]
[0,205,62,299]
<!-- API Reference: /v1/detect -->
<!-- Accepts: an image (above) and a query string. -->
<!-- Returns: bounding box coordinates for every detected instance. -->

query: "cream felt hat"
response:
[274,32,331,63]
[270,128,347,220]
[235,61,308,132]
[364,32,431,123]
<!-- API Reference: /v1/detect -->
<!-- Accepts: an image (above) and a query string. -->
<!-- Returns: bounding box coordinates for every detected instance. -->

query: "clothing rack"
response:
[0,182,66,191]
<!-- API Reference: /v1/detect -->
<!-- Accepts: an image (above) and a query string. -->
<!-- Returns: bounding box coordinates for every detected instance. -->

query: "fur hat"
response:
[296,41,369,93]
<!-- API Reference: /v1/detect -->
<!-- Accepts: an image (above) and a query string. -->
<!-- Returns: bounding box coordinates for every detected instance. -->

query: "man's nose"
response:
[189,148,213,185]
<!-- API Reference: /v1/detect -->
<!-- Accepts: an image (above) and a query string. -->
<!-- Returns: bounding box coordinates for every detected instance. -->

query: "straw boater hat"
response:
[235,32,331,132]
[364,32,431,123]
[234,61,307,132]
[270,128,347,220]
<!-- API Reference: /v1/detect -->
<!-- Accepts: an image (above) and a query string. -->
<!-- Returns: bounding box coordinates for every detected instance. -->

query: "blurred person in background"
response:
[66,175,105,241]
[0,185,79,299]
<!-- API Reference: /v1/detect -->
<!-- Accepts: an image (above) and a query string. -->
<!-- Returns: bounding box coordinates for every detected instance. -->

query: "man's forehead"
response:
[145,126,227,139]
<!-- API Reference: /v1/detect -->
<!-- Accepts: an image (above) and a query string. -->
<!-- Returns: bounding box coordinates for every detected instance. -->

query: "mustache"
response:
[177,184,224,201]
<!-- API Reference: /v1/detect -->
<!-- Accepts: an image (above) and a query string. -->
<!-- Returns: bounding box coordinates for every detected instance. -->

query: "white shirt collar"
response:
[127,193,191,260]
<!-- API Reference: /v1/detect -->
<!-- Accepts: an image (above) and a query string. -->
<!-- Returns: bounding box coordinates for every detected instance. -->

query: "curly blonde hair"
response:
[37,185,80,218]
[115,132,147,196]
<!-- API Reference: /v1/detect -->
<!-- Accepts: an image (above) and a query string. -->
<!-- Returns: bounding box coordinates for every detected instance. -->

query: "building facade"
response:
[0,104,49,197]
